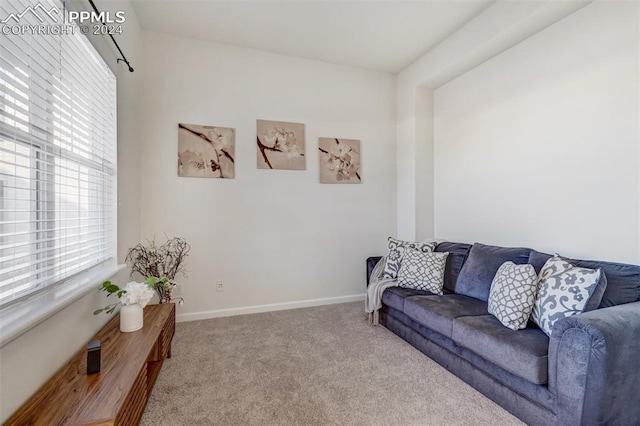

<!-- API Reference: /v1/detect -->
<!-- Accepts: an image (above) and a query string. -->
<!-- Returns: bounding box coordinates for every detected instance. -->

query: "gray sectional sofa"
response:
[366,242,640,425]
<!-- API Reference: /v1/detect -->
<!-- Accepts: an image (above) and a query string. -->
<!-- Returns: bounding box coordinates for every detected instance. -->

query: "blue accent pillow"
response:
[455,243,531,302]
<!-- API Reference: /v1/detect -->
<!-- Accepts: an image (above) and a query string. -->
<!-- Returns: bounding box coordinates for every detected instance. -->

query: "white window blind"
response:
[0,0,117,307]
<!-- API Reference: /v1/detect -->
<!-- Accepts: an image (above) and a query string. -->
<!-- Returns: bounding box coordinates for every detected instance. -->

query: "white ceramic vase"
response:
[120,304,143,332]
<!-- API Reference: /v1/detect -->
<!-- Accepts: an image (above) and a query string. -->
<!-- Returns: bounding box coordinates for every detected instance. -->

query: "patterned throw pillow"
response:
[383,237,437,279]
[488,262,539,330]
[397,249,449,295]
[531,256,602,336]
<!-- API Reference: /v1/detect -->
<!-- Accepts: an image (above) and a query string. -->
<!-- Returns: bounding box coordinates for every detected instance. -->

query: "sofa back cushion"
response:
[529,250,640,308]
[455,243,531,302]
[434,242,472,293]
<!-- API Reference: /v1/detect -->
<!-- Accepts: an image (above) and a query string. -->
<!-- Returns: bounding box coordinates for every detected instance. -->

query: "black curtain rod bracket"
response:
[87,0,134,72]
[117,58,133,73]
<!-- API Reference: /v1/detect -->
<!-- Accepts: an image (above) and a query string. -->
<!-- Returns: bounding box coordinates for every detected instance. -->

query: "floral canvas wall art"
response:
[256,119,305,170]
[318,138,361,184]
[178,123,235,178]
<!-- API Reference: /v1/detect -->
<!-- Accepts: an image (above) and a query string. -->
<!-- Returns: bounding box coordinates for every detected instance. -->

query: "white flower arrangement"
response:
[94,280,156,315]
[120,282,155,308]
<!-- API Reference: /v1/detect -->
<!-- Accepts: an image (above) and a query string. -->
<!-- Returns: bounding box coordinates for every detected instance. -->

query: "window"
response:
[0,0,117,307]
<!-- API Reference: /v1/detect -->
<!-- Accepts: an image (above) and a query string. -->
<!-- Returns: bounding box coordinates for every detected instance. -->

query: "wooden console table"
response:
[5,303,175,426]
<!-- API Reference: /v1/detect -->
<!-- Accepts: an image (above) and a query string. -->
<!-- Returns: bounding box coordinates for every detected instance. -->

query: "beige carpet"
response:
[142,302,523,426]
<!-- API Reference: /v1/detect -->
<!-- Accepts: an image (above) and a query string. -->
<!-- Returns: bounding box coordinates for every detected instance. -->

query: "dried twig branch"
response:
[125,237,191,303]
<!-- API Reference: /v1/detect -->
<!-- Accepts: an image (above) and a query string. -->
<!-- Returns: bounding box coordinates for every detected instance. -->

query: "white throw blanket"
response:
[365,256,398,325]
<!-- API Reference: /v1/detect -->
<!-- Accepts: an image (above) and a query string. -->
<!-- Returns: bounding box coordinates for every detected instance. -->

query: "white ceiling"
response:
[130,0,494,73]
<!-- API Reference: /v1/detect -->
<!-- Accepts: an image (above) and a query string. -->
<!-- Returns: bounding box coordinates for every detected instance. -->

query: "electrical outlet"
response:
[216,280,224,292]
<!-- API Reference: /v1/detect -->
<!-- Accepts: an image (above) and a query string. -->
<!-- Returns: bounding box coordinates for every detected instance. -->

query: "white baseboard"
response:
[176,293,365,323]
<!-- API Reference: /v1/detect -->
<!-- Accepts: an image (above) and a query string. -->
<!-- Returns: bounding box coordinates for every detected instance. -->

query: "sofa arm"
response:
[548,301,640,425]
[366,256,382,287]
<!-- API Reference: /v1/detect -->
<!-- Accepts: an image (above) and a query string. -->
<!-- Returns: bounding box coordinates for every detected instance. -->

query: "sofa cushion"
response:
[382,287,434,312]
[453,315,549,385]
[455,243,531,302]
[434,242,472,294]
[531,256,603,336]
[529,250,632,309]
[383,237,437,279]
[488,262,538,330]
[398,249,449,295]
[403,294,488,338]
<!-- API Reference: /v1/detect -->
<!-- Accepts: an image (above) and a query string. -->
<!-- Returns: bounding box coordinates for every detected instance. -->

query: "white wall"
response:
[433,1,639,263]
[0,1,143,421]
[396,0,591,241]
[413,87,434,241]
[138,32,396,320]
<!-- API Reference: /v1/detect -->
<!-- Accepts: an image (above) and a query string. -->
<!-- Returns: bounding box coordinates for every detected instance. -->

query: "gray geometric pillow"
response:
[531,256,602,336]
[383,237,437,279]
[488,262,539,330]
[397,249,449,295]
